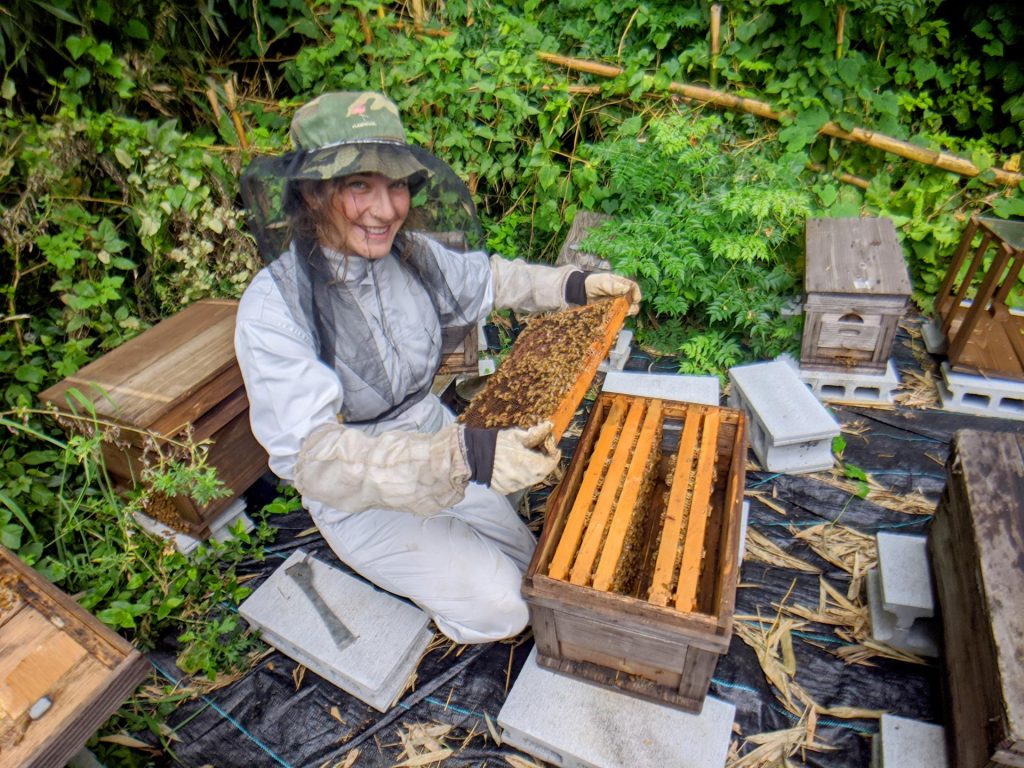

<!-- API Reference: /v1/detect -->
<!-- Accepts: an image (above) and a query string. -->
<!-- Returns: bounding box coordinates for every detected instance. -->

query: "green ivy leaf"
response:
[66,35,92,60]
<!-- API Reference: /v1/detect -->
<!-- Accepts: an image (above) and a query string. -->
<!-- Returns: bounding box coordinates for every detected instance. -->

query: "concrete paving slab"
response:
[239,550,433,712]
[498,647,735,768]
[872,713,949,768]
[602,371,720,405]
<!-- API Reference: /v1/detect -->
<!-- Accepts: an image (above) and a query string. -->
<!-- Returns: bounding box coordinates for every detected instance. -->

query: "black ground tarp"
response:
[140,320,1024,768]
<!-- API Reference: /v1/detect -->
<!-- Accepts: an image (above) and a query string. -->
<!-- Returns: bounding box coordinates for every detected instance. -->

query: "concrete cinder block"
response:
[791,357,902,405]
[937,362,1024,421]
[239,550,433,712]
[498,648,736,768]
[867,570,939,658]
[920,319,948,355]
[876,533,935,627]
[727,360,839,474]
[602,370,720,405]
[599,329,634,373]
[871,714,949,768]
[738,500,750,563]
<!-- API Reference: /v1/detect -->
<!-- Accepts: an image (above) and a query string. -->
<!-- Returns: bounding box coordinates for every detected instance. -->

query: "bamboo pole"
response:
[836,6,846,61]
[710,4,722,89]
[537,51,1022,187]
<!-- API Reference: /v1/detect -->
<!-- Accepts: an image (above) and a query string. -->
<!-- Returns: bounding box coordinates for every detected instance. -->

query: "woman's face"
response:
[328,173,411,259]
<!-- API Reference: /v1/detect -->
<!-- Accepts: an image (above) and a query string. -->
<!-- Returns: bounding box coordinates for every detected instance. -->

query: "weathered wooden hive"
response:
[801,217,911,373]
[523,393,747,712]
[460,297,628,439]
[932,216,1024,381]
[39,299,268,538]
[0,546,150,768]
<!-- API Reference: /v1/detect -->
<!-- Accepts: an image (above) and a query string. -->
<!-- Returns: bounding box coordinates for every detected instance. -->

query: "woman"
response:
[235,91,640,644]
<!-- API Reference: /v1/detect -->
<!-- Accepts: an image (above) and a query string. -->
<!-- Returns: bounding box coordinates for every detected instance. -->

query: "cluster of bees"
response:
[460,301,618,430]
[143,492,191,533]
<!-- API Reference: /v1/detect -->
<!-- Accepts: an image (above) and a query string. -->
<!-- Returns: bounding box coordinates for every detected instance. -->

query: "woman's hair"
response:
[285,176,427,262]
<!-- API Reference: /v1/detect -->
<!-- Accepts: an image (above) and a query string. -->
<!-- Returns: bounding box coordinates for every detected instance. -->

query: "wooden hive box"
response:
[523,394,747,712]
[460,297,628,440]
[801,217,911,373]
[929,429,1024,768]
[0,546,150,768]
[39,299,269,538]
[932,216,1024,382]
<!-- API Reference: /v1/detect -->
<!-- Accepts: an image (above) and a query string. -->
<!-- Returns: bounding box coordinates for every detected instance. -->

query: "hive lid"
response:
[805,217,911,296]
[39,299,242,436]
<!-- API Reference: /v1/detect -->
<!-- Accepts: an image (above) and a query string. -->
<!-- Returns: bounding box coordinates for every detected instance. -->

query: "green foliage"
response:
[579,114,811,376]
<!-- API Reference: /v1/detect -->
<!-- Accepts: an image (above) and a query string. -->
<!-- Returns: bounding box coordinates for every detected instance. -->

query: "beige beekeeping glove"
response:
[584,272,642,316]
[490,255,582,312]
[490,421,561,495]
[294,422,471,516]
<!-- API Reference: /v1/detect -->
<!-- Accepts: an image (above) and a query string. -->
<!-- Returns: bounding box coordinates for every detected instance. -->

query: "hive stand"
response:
[935,361,1024,421]
[727,359,839,474]
[133,498,253,556]
[239,550,433,713]
[871,714,950,768]
[598,328,633,372]
[866,532,939,658]
[498,648,736,768]
[931,217,1024,382]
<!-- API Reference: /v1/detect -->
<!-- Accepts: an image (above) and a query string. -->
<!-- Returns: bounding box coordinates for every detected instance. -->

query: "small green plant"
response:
[579,113,810,377]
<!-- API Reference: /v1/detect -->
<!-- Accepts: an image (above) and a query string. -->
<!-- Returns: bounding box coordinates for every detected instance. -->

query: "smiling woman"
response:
[233,91,641,644]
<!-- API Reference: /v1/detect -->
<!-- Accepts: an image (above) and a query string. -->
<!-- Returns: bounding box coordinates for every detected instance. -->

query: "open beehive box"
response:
[1,545,150,767]
[459,297,628,439]
[38,300,268,538]
[523,393,747,712]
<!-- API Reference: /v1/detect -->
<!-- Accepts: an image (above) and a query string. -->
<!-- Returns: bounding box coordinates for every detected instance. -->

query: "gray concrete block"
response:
[498,648,735,768]
[867,569,939,658]
[937,362,1024,421]
[738,500,750,563]
[239,550,433,712]
[794,357,902,405]
[872,714,949,768]
[602,371,720,405]
[876,532,935,627]
[599,329,634,373]
[920,319,948,355]
[727,360,839,474]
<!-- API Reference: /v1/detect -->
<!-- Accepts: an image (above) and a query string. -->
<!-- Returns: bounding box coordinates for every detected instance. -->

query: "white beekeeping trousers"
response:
[306,396,537,644]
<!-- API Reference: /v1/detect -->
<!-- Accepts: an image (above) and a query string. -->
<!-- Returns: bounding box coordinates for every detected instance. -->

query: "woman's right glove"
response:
[294,420,561,517]
[465,421,562,495]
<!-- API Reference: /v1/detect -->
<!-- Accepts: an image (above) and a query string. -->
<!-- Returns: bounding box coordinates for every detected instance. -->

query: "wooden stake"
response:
[836,6,846,61]
[710,4,721,89]
[536,52,1022,187]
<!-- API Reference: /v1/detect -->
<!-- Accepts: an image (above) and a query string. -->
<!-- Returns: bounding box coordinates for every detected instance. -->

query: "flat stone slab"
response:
[239,550,433,712]
[938,361,1024,421]
[872,714,949,768]
[602,370,720,405]
[498,648,735,768]
[876,532,935,623]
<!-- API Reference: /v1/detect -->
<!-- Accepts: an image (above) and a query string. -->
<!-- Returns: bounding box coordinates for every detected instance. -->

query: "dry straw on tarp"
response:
[793,523,877,600]
[744,528,822,573]
[726,711,836,768]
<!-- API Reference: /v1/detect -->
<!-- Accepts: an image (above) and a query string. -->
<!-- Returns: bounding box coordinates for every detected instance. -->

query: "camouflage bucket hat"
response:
[288,91,429,182]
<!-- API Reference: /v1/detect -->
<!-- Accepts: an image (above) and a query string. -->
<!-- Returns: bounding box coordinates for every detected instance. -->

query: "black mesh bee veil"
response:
[239,145,485,423]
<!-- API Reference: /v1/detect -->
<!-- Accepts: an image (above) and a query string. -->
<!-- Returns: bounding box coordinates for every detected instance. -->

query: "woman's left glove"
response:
[584,273,642,316]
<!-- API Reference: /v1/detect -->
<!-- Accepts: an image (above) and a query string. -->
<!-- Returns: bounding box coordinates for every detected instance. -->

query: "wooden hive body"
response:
[930,430,1024,768]
[0,546,150,768]
[38,299,268,537]
[523,394,747,712]
[801,217,910,373]
[933,216,1024,382]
